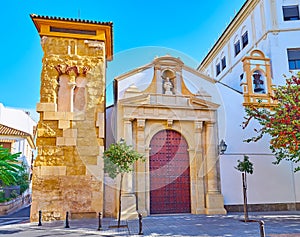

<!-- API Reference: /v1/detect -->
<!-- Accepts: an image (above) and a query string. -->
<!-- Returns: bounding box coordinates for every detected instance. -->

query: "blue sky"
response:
[0,0,246,112]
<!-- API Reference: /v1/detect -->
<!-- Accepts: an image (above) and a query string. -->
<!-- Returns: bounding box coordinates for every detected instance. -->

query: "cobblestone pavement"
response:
[0,212,299,236]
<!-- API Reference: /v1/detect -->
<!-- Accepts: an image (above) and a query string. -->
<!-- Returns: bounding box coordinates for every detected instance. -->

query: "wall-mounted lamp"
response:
[219,139,227,155]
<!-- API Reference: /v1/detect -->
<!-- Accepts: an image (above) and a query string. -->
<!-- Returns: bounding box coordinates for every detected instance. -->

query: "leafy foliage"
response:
[15,164,30,194]
[103,140,145,179]
[235,155,254,174]
[242,73,300,171]
[0,146,23,186]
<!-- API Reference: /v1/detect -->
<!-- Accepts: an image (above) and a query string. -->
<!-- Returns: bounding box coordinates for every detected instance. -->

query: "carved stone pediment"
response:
[189,97,219,110]
[119,94,150,105]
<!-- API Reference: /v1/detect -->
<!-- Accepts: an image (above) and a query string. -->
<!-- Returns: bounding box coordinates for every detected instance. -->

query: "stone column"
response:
[121,119,138,220]
[124,119,133,146]
[123,119,133,193]
[205,121,226,214]
[135,119,147,216]
[192,121,205,214]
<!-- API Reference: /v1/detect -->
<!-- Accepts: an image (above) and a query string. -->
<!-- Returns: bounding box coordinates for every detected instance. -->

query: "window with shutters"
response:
[234,40,241,56]
[242,31,248,48]
[216,63,221,76]
[283,5,299,21]
[221,56,226,70]
[287,49,300,70]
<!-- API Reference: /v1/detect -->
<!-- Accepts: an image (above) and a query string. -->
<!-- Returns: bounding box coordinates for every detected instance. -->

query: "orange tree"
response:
[103,139,144,226]
[242,73,300,171]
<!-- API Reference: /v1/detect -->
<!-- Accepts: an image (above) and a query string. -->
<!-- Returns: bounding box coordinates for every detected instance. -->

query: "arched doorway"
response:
[149,129,191,214]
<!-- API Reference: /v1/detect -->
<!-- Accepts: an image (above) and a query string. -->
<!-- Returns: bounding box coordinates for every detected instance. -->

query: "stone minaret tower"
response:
[30,14,113,222]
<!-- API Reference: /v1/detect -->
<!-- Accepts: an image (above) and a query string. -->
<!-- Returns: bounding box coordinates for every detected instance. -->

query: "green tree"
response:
[243,73,300,171]
[0,146,23,186]
[235,155,253,222]
[103,139,145,227]
[15,163,30,194]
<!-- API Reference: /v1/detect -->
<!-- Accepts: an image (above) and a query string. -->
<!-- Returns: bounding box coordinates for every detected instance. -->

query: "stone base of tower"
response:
[205,192,227,215]
[30,172,103,222]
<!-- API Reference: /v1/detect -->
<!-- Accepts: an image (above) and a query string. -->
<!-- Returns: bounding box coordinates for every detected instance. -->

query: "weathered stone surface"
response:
[31,33,108,222]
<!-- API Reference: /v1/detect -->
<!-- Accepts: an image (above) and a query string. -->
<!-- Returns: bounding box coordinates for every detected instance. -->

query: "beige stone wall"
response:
[31,36,106,222]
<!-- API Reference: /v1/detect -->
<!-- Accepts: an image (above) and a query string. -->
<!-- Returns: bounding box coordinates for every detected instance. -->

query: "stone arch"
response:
[145,123,194,152]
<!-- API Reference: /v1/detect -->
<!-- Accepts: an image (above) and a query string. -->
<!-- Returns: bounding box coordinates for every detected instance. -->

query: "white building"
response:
[0,103,36,173]
[198,0,300,211]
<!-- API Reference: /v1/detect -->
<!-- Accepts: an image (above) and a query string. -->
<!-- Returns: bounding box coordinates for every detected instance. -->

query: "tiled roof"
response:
[0,124,35,149]
[30,14,113,26]
[0,124,31,137]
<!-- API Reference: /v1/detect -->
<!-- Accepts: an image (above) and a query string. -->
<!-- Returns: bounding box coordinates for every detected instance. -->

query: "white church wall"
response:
[220,155,298,205]
[217,81,300,206]
[117,68,154,99]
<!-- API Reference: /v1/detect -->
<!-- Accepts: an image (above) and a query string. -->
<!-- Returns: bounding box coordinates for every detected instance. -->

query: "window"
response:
[242,31,248,48]
[221,56,226,70]
[0,142,11,151]
[216,63,221,76]
[287,49,300,70]
[283,5,300,21]
[234,40,241,56]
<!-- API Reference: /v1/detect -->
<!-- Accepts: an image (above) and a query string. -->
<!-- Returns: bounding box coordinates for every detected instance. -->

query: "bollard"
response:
[97,212,102,231]
[138,213,143,235]
[38,210,42,226]
[259,220,265,237]
[65,211,70,228]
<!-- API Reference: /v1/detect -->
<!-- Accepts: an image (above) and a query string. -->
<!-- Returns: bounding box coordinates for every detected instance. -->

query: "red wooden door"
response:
[150,130,191,214]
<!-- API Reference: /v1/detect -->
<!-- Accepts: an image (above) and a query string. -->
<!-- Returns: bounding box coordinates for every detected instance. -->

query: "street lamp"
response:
[219,139,227,155]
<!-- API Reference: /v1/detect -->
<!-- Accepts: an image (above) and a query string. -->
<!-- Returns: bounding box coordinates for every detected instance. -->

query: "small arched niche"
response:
[161,69,176,95]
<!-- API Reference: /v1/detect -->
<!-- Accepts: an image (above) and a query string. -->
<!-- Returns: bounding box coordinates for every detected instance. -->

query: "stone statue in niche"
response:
[253,72,265,94]
[163,77,173,95]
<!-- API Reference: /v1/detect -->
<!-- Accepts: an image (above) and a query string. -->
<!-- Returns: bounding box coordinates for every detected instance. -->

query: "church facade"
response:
[105,56,226,218]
